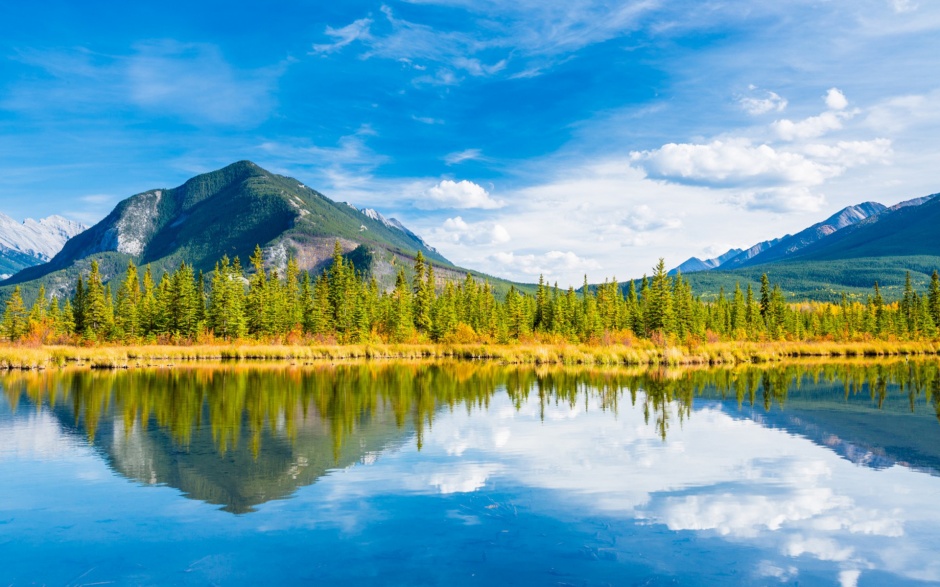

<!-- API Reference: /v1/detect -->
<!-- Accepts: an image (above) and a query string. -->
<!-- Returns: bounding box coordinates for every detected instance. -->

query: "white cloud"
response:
[421,179,504,209]
[412,115,444,125]
[801,139,893,166]
[826,88,849,111]
[622,204,682,232]
[125,41,281,126]
[632,139,839,187]
[773,89,854,141]
[430,216,511,245]
[444,148,484,165]
[490,250,600,277]
[311,18,373,53]
[890,0,918,13]
[452,57,507,76]
[313,0,659,81]
[739,88,788,115]
[6,42,283,127]
[727,186,827,213]
[773,111,847,141]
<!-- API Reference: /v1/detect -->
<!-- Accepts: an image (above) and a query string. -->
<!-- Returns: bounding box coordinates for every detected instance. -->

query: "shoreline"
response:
[0,340,938,370]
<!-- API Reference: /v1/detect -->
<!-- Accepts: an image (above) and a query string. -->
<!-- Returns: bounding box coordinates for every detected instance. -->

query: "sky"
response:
[1,0,939,286]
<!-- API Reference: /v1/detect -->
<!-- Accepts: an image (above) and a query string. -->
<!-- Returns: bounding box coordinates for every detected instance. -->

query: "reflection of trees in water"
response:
[4,360,940,512]
[4,360,940,452]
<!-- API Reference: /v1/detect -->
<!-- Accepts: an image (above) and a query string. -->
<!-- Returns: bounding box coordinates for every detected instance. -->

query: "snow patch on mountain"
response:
[0,213,85,261]
[360,208,440,254]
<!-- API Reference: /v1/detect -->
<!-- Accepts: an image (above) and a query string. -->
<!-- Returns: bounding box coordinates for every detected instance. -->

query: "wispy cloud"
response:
[311,18,373,54]
[311,0,660,82]
[5,42,284,127]
[444,148,483,165]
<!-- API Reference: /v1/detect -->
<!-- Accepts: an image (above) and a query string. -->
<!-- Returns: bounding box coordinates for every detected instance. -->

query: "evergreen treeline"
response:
[3,242,940,344]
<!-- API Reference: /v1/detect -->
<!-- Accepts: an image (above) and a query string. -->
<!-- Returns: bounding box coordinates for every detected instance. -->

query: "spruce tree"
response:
[3,286,28,341]
[115,261,141,339]
[929,270,940,328]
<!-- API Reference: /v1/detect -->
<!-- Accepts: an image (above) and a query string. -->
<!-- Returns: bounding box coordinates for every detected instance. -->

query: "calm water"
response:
[2,361,940,586]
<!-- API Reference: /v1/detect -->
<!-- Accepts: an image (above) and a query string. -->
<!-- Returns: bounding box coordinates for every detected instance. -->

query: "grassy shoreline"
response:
[0,340,938,370]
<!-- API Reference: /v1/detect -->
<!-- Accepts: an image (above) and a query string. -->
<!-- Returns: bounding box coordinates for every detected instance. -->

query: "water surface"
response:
[2,360,940,585]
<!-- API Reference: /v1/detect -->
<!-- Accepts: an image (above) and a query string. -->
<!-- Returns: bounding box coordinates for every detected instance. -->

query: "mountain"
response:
[729,202,887,268]
[0,214,85,279]
[678,193,940,300]
[783,194,940,261]
[672,202,885,275]
[0,162,429,294]
[1,161,531,300]
[670,248,742,275]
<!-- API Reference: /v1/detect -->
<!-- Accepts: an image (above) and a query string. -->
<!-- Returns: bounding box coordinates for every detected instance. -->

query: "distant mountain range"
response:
[0,214,85,279]
[674,192,940,300]
[0,161,525,300]
[672,201,890,274]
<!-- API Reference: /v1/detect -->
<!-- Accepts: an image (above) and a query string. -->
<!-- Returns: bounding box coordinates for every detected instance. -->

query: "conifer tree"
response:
[3,286,28,341]
[929,270,940,327]
[246,245,268,336]
[115,261,141,339]
[139,266,157,336]
[83,260,111,337]
[646,259,675,336]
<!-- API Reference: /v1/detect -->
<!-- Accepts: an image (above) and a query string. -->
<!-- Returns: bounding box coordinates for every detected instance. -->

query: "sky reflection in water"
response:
[1,361,939,586]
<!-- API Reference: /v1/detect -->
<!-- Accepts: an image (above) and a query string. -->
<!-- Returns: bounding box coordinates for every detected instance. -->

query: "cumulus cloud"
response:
[773,88,854,141]
[631,139,839,187]
[421,179,504,209]
[739,87,788,115]
[773,111,847,141]
[826,88,849,111]
[431,216,511,245]
[490,250,600,277]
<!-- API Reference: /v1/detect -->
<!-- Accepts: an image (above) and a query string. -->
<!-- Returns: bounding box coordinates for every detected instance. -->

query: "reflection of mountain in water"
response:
[95,403,412,514]
[744,395,940,476]
[17,366,429,514]
[4,360,940,512]
[713,367,940,476]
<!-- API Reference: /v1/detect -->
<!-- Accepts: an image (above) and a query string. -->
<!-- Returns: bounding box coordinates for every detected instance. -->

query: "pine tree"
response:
[3,286,28,341]
[759,274,771,320]
[139,266,157,336]
[83,260,111,337]
[929,270,940,328]
[72,276,86,334]
[115,261,141,339]
[646,259,675,336]
[246,245,268,336]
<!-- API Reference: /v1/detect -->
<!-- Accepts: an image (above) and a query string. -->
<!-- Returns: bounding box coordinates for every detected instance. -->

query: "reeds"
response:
[0,339,936,370]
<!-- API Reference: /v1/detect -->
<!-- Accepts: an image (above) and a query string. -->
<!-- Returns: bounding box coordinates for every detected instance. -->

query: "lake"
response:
[2,360,940,586]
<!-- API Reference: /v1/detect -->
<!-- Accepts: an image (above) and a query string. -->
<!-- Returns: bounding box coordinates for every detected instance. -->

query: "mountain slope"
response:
[0,214,85,278]
[784,193,940,262]
[733,202,887,268]
[672,202,886,275]
[677,193,940,300]
[1,161,531,300]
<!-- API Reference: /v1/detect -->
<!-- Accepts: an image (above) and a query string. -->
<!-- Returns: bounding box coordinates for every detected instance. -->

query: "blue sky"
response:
[1,0,939,285]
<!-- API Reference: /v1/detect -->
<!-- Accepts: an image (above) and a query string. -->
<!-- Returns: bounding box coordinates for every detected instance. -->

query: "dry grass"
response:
[0,339,937,370]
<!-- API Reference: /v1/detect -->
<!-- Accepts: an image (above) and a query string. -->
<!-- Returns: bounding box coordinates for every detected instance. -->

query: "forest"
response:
[3,241,940,345]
